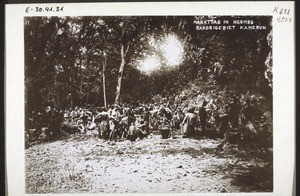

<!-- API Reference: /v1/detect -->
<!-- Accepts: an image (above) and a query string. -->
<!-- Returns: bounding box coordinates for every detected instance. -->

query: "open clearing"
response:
[26,132,272,194]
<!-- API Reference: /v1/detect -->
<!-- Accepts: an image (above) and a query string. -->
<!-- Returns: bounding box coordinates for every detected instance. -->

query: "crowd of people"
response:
[25,92,271,148]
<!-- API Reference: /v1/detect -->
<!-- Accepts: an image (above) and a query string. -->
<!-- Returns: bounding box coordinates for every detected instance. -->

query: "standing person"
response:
[63,109,68,121]
[199,100,208,133]
[127,123,138,142]
[181,106,197,138]
[241,99,253,125]
[158,104,172,122]
[71,106,79,123]
[216,106,232,149]
[50,108,61,140]
[78,109,89,133]
[171,111,178,138]
[42,106,53,140]
[44,106,53,130]
[111,105,121,120]
[241,98,258,140]
[94,107,110,139]
[172,109,184,131]
[143,107,151,135]
[228,95,241,129]
[107,105,113,117]
[107,105,121,141]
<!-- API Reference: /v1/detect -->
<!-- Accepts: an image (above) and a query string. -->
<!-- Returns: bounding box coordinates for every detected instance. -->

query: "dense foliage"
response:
[25,16,272,111]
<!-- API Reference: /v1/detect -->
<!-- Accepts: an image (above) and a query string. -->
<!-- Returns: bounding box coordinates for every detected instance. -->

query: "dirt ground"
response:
[25,131,273,194]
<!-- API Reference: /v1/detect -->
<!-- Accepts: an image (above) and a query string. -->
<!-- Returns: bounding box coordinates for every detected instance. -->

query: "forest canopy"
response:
[25,16,272,111]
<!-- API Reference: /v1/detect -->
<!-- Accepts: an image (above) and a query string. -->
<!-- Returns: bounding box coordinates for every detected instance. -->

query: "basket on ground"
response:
[159,126,171,139]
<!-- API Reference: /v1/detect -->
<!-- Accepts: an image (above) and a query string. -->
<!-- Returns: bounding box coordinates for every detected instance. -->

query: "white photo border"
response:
[5,1,295,196]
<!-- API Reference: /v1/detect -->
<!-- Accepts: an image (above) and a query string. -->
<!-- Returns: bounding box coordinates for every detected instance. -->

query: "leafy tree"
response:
[25,15,273,114]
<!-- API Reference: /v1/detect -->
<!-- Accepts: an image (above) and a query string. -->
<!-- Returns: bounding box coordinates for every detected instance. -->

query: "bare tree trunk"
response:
[115,44,128,105]
[103,54,107,109]
[115,45,125,105]
[70,77,74,109]
[54,74,59,109]
[115,18,130,105]
[68,60,75,109]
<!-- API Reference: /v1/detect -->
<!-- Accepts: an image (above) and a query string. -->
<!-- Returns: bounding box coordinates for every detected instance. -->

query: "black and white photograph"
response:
[23,15,274,194]
[5,2,295,196]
